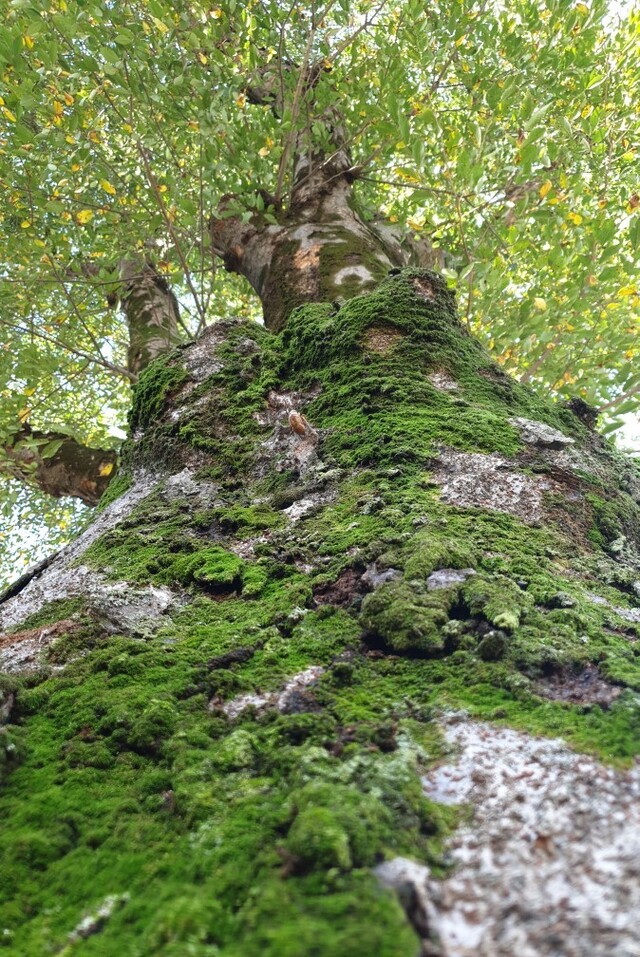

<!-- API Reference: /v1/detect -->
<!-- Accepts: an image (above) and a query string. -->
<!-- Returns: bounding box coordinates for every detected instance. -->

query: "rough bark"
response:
[211,71,442,331]
[210,166,444,331]
[2,269,640,956]
[118,258,183,376]
[1,425,117,505]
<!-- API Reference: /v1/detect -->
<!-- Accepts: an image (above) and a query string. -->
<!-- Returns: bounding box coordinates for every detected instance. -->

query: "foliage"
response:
[0,0,639,575]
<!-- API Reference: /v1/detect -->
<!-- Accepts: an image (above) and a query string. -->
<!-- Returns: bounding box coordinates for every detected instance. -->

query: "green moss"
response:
[285,783,391,871]
[4,269,640,952]
[96,471,132,511]
[128,353,189,432]
[462,574,531,632]
[403,534,476,579]
[361,581,452,652]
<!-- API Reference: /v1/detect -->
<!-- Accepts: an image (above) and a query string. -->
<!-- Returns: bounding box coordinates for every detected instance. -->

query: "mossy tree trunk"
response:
[2,269,640,955]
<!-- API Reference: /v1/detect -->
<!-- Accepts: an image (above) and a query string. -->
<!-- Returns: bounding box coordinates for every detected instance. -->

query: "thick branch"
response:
[118,259,183,375]
[2,425,117,505]
[213,60,442,330]
[210,188,401,330]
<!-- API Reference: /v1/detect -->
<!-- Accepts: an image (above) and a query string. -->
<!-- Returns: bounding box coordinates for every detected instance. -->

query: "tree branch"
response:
[598,382,640,414]
[118,259,183,374]
[1,425,118,506]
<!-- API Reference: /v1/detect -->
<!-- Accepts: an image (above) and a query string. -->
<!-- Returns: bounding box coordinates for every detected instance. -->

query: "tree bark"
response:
[1,266,640,955]
[118,258,183,376]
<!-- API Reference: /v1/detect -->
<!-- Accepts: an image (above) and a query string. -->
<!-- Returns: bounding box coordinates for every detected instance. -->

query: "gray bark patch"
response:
[417,716,640,957]
[0,472,162,632]
[426,569,476,590]
[428,370,459,392]
[433,449,557,522]
[534,664,623,708]
[509,416,576,450]
[587,592,640,624]
[214,666,325,719]
[0,572,178,673]
[362,323,404,354]
[0,619,80,674]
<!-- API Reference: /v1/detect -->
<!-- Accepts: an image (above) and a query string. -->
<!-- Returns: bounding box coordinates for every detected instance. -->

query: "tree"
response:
[1,1,640,954]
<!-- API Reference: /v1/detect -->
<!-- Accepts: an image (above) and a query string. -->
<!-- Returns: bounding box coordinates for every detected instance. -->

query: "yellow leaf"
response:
[198,52,208,65]
[76,209,93,224]
[53,100,64,116]
[618,286,637,297]
[1,106,16,123]
[99,461,114,477]
[455,34,466,46]
[34,238,46,247]
[539,180,552,198]
[258,146,270,157]
[123,122,133,134]
[142,20,151,34]
[23,35,34,49]
[18,407,30,423]
[236,93,246,108]
[567,211,582,225]
[581,104,593,118]
[622,151,635,162]
[534,297,547,312]
[158,184,168,193]
[100,179,116,195]
[71,163,80,171]
[20,220,31,228]
[89,130,101,143]
[211,8,222,17]
[64,92,74,106]
[65,134,76,144]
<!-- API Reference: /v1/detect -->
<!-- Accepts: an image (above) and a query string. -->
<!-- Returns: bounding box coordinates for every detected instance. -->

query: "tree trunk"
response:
[1,267,640,956]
